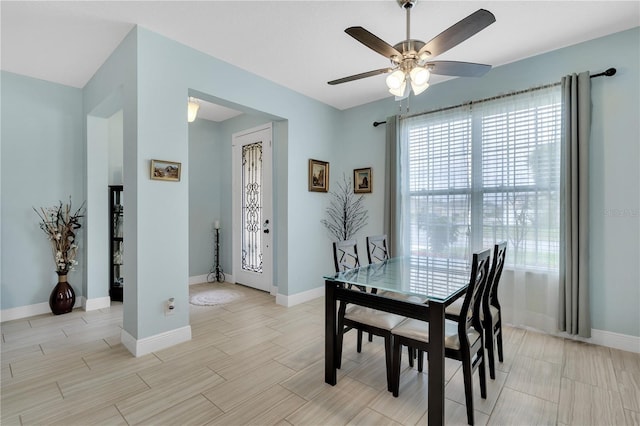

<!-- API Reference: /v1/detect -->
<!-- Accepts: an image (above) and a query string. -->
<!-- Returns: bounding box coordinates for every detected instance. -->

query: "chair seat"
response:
[345,305,406,330]
[485,305,499,322]
[391,318,481,350]
[445,299,499,321]
[445,298,464,317]
[378,290,426,304]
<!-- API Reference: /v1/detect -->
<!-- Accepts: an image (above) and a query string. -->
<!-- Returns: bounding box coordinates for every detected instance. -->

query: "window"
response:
[402,86,561,270]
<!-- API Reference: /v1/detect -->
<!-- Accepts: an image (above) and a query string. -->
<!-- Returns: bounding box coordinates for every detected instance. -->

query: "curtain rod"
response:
[372,67,617,127]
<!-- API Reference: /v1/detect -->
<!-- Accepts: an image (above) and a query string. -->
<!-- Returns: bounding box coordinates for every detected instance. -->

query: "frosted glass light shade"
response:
[410,80,429,95]
[410,67,430,86]
[187,99,200,122]
[386,69,406,90]
[389,80,407,97]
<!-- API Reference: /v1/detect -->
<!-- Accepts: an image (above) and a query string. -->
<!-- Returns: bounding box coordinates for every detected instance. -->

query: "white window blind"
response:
[406,109,472,263]
[402,86,561,271]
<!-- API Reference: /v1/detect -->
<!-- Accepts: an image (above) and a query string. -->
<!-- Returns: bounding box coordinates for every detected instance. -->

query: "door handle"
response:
[263,219,270,234]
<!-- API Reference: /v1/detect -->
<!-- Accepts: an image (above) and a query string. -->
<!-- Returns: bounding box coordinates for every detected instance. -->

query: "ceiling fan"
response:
[328,0,496,98]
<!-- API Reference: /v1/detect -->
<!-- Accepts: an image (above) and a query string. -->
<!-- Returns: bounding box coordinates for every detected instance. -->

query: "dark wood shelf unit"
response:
[109,185,124,301]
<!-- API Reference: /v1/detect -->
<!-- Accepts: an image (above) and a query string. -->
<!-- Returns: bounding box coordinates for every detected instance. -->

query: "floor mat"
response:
[189,289,244,306]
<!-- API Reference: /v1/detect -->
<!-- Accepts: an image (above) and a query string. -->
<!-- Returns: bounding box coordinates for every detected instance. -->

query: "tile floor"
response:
[1,282,639,425]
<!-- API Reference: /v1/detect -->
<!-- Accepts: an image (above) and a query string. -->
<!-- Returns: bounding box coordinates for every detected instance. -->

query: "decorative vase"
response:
[49,272,75,315]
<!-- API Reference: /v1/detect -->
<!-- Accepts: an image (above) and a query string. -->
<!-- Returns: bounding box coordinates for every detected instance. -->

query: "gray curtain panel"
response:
[384,115,400,256]
[558,72,591,337]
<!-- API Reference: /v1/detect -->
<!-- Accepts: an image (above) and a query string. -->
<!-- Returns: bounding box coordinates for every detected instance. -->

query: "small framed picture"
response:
[308,159,329,192]
[354,167,372,193]
[150,159,181,182]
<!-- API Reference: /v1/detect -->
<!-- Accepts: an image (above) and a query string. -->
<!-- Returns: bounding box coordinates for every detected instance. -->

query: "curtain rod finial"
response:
[604,67,617,76]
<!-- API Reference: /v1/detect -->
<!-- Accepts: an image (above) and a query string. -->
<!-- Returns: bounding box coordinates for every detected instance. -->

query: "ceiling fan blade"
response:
[427,61,492,77]
[345,27,403,59]
[328,68,393,85]
[418,9,496,58]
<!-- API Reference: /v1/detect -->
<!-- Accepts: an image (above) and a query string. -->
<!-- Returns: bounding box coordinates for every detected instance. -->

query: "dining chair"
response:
[445,241,507,380]
[332,239,366,347]
[390,249,491,425]
[333,239,361,272]
[365,235,424,306]
[366,234,423,367]
[366,234,390,264]
[482,241,507,379]
[332,240,405,391]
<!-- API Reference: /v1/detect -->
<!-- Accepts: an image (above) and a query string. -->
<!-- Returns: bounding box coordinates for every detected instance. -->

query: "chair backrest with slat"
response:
[366,234,390,264]
[458,249,492,339]
[485,241,507,311]
[333,240,361,273]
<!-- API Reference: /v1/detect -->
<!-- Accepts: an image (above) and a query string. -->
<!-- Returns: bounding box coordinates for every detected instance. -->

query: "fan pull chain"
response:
[397,94,411,118]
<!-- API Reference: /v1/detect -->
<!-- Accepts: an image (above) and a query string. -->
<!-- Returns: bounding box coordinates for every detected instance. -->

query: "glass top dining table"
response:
[324,256,471,301]
[324,256,471,425]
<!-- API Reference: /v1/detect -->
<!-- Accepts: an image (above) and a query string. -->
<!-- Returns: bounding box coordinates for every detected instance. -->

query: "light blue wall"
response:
[1,71,85,309]
[1,25,338,340]
[133,29,192,339]
[331,100,392,249]
[188,118,222,277]
[133,27,340,315]
[338,27,640,337]
[83,28,140,335]
[86,26,339,339]
[108,110,124,185]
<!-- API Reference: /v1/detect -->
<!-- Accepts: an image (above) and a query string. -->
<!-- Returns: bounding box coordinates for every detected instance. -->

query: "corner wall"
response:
[1,71,84,312]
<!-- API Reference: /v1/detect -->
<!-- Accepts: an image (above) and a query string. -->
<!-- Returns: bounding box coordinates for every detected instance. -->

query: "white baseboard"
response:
[121,325,192,357]
[189,274,208,285]
[586,328,639,353]
[84,296,111,311]
[511,324,640,354]
[1,302,50,322]
[1,297,84,322]
[276,286,324,307]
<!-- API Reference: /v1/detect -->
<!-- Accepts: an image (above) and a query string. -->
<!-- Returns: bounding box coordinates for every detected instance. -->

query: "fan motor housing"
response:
[393,39,426,56]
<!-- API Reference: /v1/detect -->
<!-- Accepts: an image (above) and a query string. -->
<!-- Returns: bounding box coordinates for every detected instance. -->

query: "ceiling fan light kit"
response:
[386,65,430,98]
[328,0,496,100]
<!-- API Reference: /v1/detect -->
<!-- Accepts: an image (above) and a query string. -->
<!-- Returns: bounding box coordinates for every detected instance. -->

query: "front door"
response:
[232,123,273,293]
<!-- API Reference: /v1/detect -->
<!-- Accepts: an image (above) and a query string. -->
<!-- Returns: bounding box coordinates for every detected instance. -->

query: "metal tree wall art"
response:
[321,174,369,241]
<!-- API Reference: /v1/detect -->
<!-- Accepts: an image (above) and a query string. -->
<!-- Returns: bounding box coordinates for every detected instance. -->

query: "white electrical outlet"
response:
[166,298,175,315]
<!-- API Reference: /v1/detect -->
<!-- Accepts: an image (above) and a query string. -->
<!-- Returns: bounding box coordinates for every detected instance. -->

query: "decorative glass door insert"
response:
[241,142,263,273]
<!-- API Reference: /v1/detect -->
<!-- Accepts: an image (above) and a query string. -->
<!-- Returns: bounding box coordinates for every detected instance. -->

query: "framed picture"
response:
[150,159,181,182]
[354,167,372,193]
[308,159,329,192]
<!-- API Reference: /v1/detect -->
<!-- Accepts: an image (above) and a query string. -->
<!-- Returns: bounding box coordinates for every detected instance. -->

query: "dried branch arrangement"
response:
[321,174,369,241]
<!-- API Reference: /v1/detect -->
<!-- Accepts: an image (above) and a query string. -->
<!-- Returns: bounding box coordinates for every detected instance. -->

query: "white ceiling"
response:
[196,100,244,122]
[2,1,639,120]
